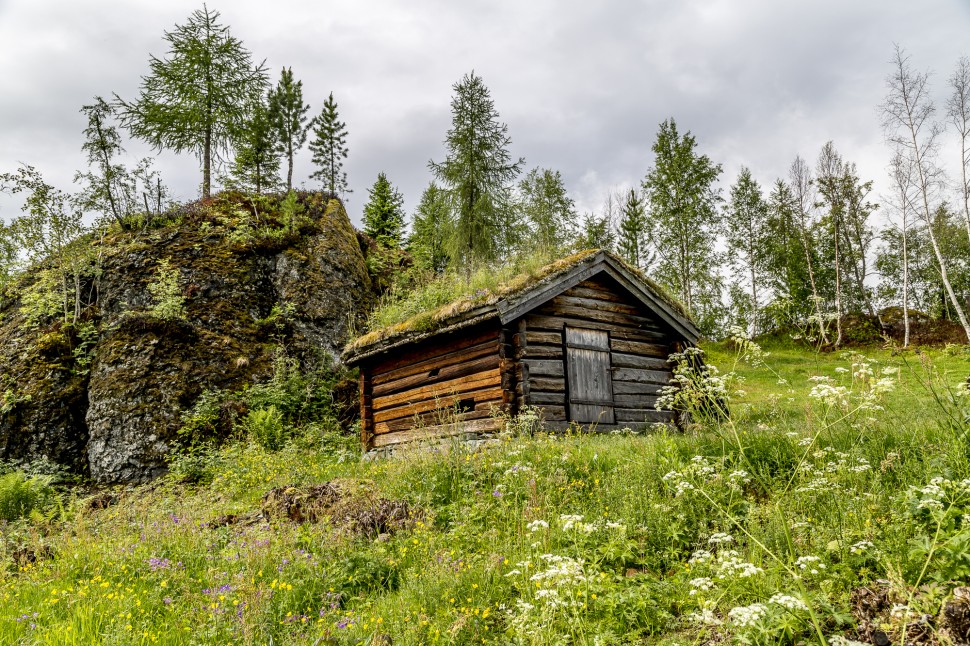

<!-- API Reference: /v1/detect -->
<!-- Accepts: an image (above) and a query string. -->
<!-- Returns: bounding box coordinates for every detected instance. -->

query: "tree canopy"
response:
[429,72,523,265]
[117,6,267,199]
[309,93,350,198]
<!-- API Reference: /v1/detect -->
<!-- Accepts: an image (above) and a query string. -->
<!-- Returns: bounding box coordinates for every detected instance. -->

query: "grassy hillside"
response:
[2,341,970,645]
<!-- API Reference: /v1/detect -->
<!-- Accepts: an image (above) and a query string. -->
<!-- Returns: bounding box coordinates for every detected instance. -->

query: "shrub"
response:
[147,258,185,320]
[242,405,286,450]
[0,471,56,522]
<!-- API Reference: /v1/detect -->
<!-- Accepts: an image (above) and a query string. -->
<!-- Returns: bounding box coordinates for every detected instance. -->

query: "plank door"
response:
[564,327,615,424]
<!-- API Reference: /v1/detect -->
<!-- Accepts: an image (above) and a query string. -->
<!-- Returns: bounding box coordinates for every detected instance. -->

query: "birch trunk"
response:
[885,47,970,342]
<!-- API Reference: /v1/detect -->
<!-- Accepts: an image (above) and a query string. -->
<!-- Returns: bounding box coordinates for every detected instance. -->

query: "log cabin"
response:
[342,249,701,453]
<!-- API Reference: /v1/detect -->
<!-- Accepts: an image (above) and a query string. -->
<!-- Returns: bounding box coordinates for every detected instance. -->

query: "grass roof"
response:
[343,249,691,360]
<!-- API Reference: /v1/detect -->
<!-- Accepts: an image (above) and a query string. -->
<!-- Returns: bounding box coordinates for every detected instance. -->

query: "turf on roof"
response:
[344,249,690,358]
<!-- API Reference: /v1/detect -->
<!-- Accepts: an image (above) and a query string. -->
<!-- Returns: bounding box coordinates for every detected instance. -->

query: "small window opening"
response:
[456,398,475,413]
[428,367,440,378]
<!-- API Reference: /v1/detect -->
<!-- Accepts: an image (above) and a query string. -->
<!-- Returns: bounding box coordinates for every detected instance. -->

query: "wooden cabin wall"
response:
[362,323,506,449]
[515,275,676,429]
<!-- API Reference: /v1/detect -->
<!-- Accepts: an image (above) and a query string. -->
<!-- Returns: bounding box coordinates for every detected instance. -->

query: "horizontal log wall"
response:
[519,275,677,427]
[364,324,504,448]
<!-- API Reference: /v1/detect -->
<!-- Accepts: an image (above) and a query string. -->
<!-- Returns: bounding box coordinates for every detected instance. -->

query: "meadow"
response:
[2,339,970,645]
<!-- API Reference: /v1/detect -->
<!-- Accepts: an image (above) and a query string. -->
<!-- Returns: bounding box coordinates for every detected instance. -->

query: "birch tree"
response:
[789,156,828,344]
[642,118,723,331]
[888,152,915,347]
[883,45,970,341]
[724,167,769,335]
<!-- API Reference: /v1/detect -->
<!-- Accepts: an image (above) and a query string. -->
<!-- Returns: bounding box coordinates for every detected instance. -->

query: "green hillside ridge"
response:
[2,341,970,644]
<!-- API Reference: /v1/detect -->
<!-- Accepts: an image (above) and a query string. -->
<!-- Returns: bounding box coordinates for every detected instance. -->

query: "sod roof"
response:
[342,249,699,365]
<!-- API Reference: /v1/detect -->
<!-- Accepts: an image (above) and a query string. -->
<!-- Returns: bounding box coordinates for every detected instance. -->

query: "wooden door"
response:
[565,327,615,424]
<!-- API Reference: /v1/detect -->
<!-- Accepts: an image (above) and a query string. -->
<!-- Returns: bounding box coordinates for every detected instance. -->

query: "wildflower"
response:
[708,532,734,545]
[147,557,171,571]
[688,607,722,626]
[850,540,874,555]
[526,520,548,532]
[828,637,869,646]
[688,549,713,565]
[794,555,826,574]
[688,577,714,594]
[559,514,584,530]
[728,603,768,628]
[769,594,809,612]
[717,554,763,579]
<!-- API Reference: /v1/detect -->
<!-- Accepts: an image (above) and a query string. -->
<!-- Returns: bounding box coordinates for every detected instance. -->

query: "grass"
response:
[2,342,970,644]
[350,248,690,358]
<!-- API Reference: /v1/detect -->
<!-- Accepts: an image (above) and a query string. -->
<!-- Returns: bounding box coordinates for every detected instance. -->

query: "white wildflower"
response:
[526,520,549,532]
[795,555,826,574]
[850,540,874,555]
[728,603,768,628]
[708,532,734,545]
[688,549,713,565]
[689,577,714,594]
[559,514,583,530]
[688,607,722,626]
[769,593,809,612]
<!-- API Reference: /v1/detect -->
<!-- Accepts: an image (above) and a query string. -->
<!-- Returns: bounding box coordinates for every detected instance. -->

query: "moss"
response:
[347,248,693,357]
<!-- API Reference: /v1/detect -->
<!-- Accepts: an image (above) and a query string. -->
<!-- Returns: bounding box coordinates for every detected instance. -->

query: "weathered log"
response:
[525,359,564,377]
[610,353,671,370]
[372,354,499,397]
[611,368,672,384]
[374,368,502,410]
[371,417,504,448]
[373,385,504,424]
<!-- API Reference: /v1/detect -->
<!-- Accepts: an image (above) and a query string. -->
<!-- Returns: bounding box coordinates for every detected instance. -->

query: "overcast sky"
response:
[2,0,969,229]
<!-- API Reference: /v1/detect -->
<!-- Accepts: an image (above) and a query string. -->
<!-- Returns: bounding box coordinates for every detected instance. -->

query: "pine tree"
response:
[230,100,281,195]
[617,189,648,268]
[309,93,349,198]
[116,7,267,199]
[429,72,523,264]
[363,172,405,247]
[516,168,577,255]
[409,182,452,273]
[642,118,724,332]
[267,67,310,191]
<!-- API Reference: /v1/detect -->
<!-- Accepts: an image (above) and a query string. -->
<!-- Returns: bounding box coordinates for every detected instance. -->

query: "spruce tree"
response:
[117,7,268,199]
[617,189,648,268]
[409,182,452,273]
[429,72,523,264]
[230,100,281,195]
[362,172,405,247]
[267,67,310,192]
[309,93,349,198]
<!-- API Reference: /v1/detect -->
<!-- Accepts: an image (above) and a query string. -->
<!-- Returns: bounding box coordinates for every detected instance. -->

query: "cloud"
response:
[2,0,969,226]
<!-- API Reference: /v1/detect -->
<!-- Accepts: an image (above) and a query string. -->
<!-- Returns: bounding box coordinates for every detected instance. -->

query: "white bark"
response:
[884,46,970,342]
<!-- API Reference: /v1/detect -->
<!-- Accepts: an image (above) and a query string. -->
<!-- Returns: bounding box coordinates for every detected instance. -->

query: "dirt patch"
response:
[848,582,970,645]
[260,479,418,537]
[878,308,969,347]
[942,587,970,645]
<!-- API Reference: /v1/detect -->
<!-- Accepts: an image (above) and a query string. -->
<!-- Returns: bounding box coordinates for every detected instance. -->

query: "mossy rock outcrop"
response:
[0,193,374,483]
